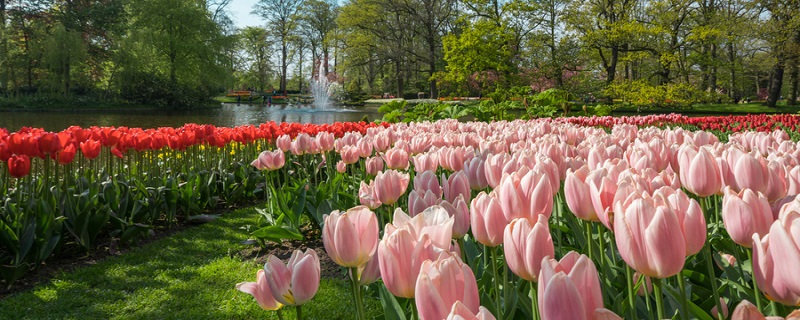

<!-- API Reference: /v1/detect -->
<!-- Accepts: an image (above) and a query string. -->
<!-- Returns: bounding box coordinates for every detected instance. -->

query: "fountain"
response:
[310,59,331,109]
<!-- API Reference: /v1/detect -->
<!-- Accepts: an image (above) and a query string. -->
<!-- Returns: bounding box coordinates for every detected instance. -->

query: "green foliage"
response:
[440,19,516,92]
[118,72,215,108]
[604,80,732,110]
[377,100,474,123]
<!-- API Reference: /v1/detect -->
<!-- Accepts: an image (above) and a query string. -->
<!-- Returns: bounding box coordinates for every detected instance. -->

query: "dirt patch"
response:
[235,227,347,280]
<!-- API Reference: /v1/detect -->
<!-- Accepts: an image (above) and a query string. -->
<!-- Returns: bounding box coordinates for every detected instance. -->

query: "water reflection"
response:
[0,103,381,132]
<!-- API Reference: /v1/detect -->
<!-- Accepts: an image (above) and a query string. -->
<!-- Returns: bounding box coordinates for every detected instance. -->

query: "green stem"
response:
[653,278,665,320]
[585,221,593,260]
[350,267,366,320]
[530,281,540,320]
[703,246,724,320]
[296,305,303,320]
[491,247,503,319]
[749,248,763,313]
[276,308,285,320]
[677,272,688,320]
[626,264,636,319]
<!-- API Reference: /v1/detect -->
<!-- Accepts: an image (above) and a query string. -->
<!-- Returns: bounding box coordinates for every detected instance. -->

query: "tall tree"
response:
[760,0,800,107]
[253,0,302,93]
[240,26,272,91]
[298,0,336,73]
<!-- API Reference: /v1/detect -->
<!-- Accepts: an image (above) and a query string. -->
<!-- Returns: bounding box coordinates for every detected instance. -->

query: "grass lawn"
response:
[610,102,800,115]
[0,206,380,320]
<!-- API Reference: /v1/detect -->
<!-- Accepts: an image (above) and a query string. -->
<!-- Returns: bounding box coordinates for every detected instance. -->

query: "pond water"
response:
[0,103,382,132]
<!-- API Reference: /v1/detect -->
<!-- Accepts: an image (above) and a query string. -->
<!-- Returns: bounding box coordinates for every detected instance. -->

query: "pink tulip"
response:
[711,298,729,320]
[730,300,770,320]
[276,135,292,152]
[358,254,381,285]
[316,131,335,152]
[336,160,347,173]
[251,150,285,171]
[484,153,510,188]
[290,133,313,156]
[503,215,554,282]
[446,302,496,320]
[497,168,553,222]
[722,187,774,248]
[408,189,441,217]
[386,206,455,249]
[440,195,470,238]
[236,269,283,311]
[383,147,409,170]
[365,156,385,176]
[752,207,800,307]
[679,146,722,197]
[587,170,617,230]
[340,145,361,164]
[538,252,604,320]
[614,196,686,278]
[410,135,433,154]
[765,161,789,203]
[378,228,441,298]
[735,152,770,194]
[413,152,439,173]
[443,171,471,204]
[653,187,707,256]
[470,192,507,247]
[372,131,391,152]
[594,308,624,320]
[633,272,653,296]
[323,206,379,268]
[415,254,480,320]
[414,170,442,198]
[357,138,373,158]
[264,249,320,306]
[464,156,489,190]
[564,166,597,221]
[374,170,410,205]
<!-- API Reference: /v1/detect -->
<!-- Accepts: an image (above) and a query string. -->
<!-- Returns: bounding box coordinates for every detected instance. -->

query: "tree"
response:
[253,0,302,94]
[759,0,800,107]
[239,26,272,91]
[440,19,515,92]
[298,0,336,73]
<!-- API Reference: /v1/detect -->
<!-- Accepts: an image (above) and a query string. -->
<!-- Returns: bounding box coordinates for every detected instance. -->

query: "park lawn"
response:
[0,206,380,320]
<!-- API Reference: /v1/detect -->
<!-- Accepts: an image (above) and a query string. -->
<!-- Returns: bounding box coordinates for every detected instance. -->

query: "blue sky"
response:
[229,0,263,29]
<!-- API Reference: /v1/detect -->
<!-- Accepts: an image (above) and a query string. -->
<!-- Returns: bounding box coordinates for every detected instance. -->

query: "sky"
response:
[229,0,263,29]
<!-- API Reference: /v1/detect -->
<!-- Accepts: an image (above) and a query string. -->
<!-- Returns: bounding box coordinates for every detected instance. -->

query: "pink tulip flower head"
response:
[470,192,507,247]
[415,253,481,320]
[383,147,410,170]
[372,131,391,152]
[497,168,553,222]
[358,254,382,286]
[414,170,443,198]
[323,206,380,268]
[340,145,361,164]
[440,195,471,238]
[276,135,292,152]
[357,138,373,158]
[711,298,729,320]
[464,156,489,190]
[735,151,770,194]
[446,302,496,320]
[251,150,286,171]
[765,161,789,203]
[443,171,472,204]
[365,156,385,176]
[264,249,320,306]
[374,170,410,205]
[408,189,441,217]
[538,252,604,320]
[564,165,597,222]
[503,215,554,282]
[484,153,510,188]
[413,152,439,173]
[729,300,800,320]
[236,269,283,311]
[752,207,800,307]
[290,133,313,156]
[722,187,774,248]
[316,131,335,152]
[587,169,618,230]
[653,187,707,256]
[678,146,722,197]
[614,195,687,278]
[336,160,347,173]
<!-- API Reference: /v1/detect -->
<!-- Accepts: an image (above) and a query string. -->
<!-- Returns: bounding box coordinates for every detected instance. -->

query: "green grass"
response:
[610,102,800,114]
[0,207,380,320]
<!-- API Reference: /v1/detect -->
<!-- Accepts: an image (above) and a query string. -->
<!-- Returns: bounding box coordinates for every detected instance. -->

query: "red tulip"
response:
[264,249,320,306]
[322,206,379,268]
[56,144,77,165]
[415,253,480,320]
[8,154,31,178]
[236,269,283,311]
[80,139,101,159]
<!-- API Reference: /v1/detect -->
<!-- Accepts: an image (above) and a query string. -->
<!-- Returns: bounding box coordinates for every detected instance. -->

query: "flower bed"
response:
[3,115,800,319]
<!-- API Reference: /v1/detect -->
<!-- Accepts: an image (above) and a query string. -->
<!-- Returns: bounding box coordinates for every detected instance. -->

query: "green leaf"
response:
[378,285,407,320]
[251,225,304,243]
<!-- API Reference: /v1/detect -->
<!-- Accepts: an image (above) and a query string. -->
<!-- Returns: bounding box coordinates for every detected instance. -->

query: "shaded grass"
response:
[610,102,800,115]
[0,207,380,320]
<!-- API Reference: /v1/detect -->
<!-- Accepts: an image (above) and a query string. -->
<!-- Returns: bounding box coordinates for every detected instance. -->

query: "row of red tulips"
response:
[233,118,800,320]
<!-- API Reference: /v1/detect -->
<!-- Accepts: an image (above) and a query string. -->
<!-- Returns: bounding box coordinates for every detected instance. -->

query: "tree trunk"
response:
[395,58,403,98]
[789,60,798,106]
[0,0,7,93]
[728,42,736,99]
[765,53,785,107]
[281,42,288,93]
[709,43,717,91]
[605,47,619,85]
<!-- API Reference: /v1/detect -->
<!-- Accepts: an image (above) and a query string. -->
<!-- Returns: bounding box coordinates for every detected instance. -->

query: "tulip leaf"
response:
[378,286,407,320]
[251,225,303,243]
